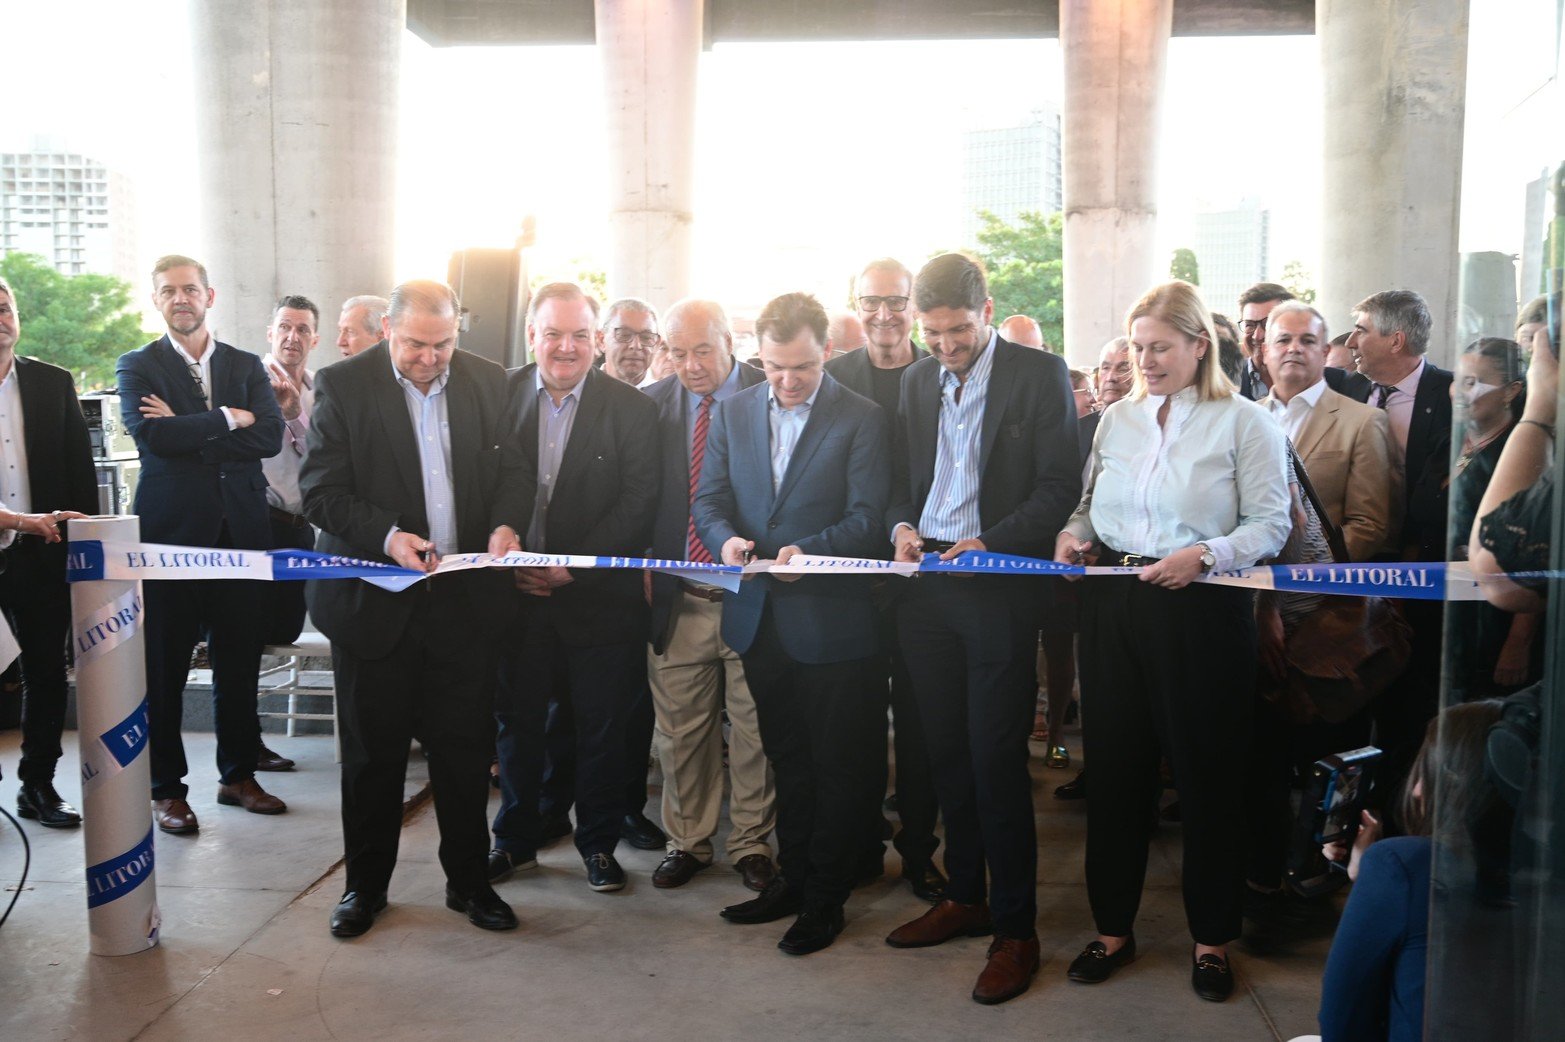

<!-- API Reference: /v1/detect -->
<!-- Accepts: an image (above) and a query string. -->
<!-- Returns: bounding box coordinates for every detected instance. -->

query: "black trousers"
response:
[743,607,881,912]
[0,540,71,784]
[263,516,314,646]
[494,617,643,857]
[1078,575,1255,946]
[143,575,265,800]
[866,589,941,866]
[897,575,1039,938]
[539,678,657,820]
[334,584,497,896]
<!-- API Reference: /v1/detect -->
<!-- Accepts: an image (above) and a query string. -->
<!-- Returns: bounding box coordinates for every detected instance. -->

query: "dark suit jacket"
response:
[300,344,529,659]
[1342,360,1453,560]
[888,336,1081,557]
[644,364,766,653]
[692,374,889,664]
[9,356,98,572]
[506,364,660,647]
[824,345,929,397]
[116,336,283,549]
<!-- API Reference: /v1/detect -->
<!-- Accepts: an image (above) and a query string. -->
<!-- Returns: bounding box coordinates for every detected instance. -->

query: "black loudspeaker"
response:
[447,248,529,369]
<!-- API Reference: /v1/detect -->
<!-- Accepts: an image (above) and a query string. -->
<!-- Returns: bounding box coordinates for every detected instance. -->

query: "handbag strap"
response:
[1287,443,1351,565]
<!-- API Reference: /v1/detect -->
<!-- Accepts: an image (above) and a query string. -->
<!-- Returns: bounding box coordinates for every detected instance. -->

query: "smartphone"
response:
[1285,745,1382,898]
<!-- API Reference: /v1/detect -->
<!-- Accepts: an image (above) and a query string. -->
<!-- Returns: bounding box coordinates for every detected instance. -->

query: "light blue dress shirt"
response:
[767,383,820,492]
[387,354,457,556]
[918,330,996,541]
[528,370,587,548]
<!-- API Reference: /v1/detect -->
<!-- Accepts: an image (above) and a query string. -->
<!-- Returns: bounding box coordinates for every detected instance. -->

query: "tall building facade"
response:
[1191,200,1269,313]
[1,140,137,282]
[962,106,1063,246]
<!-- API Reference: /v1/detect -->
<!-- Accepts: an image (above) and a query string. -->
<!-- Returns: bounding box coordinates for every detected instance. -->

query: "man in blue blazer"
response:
[882,253,1081,1005]
[693,291,889,956]
[116,255,286,834]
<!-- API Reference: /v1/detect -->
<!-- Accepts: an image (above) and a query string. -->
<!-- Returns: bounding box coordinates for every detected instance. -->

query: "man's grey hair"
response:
[1265,299,1328,341]
[341,294,389,335]
[600,296,659,332]
[1353,290,1431,356]
[664,298,733,345]
[387,281,460,325]
[0,275,14,309]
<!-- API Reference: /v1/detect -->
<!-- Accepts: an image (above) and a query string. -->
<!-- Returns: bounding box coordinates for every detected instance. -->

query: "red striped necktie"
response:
[687,395,715,563]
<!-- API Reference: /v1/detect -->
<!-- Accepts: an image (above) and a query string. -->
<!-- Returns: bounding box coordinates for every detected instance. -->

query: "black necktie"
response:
[1374,383,1394,409]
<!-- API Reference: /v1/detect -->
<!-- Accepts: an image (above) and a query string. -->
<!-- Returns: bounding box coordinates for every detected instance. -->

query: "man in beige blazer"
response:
[1260,301,1399,561]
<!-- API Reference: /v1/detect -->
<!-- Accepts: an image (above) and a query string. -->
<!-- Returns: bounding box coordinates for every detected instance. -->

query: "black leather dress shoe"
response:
[1191,949,1234,1001]
[445,885,518,930]
[16,781,82,828]
[721,878,802,924]
[901,859,947,904]
[734,853,777,892]
[330,891,387,938]
[621,811,667,851]
[255,743,296,772]
[584,852,627,892]
[540,812,573,845]
[487,848,539,883]
[653,850,709,889]
[1054,769,1087,801]
[778,906,845,956]
[1067,936,1136,983]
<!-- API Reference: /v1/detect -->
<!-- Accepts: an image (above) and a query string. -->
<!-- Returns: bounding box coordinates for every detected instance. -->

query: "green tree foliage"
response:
[0,252,151,391]
[1281,259,1317,304]
[970,209,1064,353]
[1169,247,1200,285]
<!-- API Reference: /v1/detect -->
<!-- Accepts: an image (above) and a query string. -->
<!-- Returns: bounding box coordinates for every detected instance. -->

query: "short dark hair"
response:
[1353,289,1432,356]
[754,292,828,350]
[914,253,988,313]
[1237,282,1294,310]
[1211,311,1243,382]
[273,294,319,327]
[152,254,209,289]
[388,280,460,324]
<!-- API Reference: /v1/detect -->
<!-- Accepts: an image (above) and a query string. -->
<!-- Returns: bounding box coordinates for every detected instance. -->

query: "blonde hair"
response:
[1124,280,1235,402]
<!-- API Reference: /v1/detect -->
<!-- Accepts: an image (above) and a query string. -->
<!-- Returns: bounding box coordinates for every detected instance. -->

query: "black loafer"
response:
[16,782,82,828]
[330,891,387,938]
[487,848,539,884]
[778,906,845,956]
[1067,935,1136,983]
[621,811,667,851]
[1054,769,1087,800]
[901,859,948,904]
[445,885,518,930]
[1192,949,1234,1002]
[721,878,802,924]
[584,852,627,892]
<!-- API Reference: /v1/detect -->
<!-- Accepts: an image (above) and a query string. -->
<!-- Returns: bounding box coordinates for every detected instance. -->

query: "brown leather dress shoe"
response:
[734,853,777,892]
[255,743,296,772]
[972,936,1041,1005]
[153,798,200,834]
[885,898,993,948]
[653,850,709,889]
[216,778,287,814]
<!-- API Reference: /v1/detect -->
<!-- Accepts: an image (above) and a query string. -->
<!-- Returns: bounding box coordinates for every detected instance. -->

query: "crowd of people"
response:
[0,249,1556,1026]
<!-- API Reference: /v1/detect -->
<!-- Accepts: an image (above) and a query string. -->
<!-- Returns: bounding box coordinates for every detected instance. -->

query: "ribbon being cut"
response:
[64,538,1492,602]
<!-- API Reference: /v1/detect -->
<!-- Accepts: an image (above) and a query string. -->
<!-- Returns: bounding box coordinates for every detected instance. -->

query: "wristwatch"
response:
[1196,543,1216,572]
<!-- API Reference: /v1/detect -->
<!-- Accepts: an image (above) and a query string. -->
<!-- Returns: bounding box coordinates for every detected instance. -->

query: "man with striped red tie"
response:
[642,299,778,893]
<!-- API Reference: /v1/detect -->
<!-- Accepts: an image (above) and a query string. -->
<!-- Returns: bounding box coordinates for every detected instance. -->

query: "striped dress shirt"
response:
[918,331,996,541]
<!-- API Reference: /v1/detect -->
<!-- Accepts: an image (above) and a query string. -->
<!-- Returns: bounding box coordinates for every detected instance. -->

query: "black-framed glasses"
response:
[1239,319,1268,335]
[185,361,207,405]
[611,328,660,347]
[857,295,909,313]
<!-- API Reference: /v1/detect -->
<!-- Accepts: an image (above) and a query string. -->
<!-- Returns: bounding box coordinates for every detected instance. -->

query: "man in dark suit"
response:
[643,298,777,893]
[116,254,286,834]
[302,279,528,937]
[694,291,889,957]
[0,276,95,827]
[488,282,660,895]
[1236,283,1295,401]
[823,257,943,903]
[882,253,1080,1005]
[1344,288,1454,795]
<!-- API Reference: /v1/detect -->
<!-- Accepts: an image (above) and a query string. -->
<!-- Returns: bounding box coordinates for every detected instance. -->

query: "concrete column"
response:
[1060,0,1173,368]
[1318,0,1469,366]
[190,0,402,369]
[596,0,701,308]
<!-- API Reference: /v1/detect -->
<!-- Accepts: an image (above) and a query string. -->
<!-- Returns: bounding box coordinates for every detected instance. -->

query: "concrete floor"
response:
[0,727,1334,1041]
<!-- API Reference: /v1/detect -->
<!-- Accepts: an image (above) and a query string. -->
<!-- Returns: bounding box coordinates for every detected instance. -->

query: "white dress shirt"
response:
[169,336,238,430]
[1066,389,1291,572]
[0,362,31,550]
[1266,376,1328,443]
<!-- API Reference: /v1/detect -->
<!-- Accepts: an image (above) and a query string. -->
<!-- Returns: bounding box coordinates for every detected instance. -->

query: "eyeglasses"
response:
[1239,319,1268,335]
[185,361,207,405]
[857,295,909,313]
[611,328,660,348]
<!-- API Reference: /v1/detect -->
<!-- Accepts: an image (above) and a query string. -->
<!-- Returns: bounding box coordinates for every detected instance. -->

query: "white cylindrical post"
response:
[68,515,159,956]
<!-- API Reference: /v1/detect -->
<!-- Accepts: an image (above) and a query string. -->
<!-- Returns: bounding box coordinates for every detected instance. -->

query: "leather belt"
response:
[1102,547,1161,568]
[269,506,311,529]
[680,584,724,603]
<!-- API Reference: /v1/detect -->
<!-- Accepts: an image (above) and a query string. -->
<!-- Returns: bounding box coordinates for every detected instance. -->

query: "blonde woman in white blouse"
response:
[1054,280,1291,1003]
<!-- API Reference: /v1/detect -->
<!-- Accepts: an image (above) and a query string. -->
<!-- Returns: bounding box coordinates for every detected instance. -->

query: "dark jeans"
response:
[334,585,497,896]
[143,576,265,800]
[1079,575,1255,946]
[539,678,656,820]
[0,540,71,783]
[743,607,881,913]
[263,516,314,646]
[897,575,1039,939]
[493,618,643,858]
